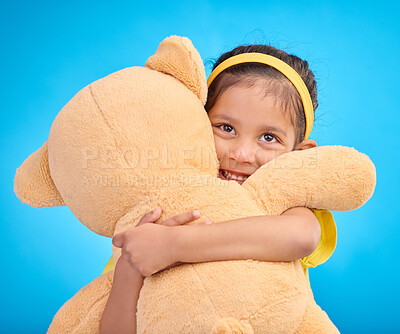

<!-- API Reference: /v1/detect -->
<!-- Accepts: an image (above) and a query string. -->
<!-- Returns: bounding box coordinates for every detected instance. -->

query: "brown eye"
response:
[218,124,236,135]
[260,133,278,143]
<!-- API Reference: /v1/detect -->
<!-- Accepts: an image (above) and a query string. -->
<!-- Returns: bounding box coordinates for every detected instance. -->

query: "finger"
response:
[112,233,125,248]
[191,220,212,226]
[160,210,201,227]
[136,208,162,227]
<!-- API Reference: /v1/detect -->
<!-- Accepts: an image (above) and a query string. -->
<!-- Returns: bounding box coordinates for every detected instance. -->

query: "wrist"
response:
[115,256,144,281]
[169,225,194,263]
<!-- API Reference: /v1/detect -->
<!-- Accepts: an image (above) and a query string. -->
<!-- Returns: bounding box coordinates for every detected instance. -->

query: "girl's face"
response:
[208,83,299,185]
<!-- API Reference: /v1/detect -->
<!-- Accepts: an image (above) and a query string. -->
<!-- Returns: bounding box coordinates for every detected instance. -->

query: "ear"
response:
[295,138,318,150]
[14,141,64,208]
[145,35,207,105]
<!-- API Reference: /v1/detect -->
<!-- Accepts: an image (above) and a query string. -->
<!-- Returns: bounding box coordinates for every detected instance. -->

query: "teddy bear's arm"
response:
[242,145,376,215]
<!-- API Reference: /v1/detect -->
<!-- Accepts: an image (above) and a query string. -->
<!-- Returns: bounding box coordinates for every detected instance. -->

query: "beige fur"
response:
[14,36,375,333]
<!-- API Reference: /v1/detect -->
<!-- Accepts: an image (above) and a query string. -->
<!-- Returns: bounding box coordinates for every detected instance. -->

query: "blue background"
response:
[1,1,399,333]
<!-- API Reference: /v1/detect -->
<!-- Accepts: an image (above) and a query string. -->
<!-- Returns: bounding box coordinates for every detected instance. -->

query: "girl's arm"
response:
[101,210,205,334]
[99,207,320,334]
[108,207,320,281]
[171,207,321,264]
[101,256,143,334]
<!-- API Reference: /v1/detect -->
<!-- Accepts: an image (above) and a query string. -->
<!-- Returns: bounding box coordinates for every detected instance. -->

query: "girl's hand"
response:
[112,208,211,277]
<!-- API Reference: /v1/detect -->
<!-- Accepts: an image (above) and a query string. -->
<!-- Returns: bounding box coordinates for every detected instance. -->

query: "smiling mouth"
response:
[218,169,251,184]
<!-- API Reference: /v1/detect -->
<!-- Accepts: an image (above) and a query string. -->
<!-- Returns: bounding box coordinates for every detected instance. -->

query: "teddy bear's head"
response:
[14,36,220,237]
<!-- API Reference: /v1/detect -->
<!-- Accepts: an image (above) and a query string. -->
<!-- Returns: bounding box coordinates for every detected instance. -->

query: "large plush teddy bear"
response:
[14,36,376,333]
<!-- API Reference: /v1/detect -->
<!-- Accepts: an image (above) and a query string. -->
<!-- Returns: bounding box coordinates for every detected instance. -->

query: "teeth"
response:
[222,170,248,181]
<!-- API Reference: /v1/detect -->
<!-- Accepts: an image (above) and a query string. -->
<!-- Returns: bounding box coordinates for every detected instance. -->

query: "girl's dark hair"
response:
[205,45,318,146]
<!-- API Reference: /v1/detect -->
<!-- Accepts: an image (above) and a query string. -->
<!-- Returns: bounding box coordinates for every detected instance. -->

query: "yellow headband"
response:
[207,53,314,140]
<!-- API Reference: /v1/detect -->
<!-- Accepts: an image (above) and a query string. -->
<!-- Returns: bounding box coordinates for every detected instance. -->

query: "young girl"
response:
[100,44,337,334]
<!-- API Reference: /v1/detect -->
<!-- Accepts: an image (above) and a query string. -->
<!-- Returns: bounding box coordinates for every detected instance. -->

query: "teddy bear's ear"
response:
[145,36,207,105]
[14,141,64,208]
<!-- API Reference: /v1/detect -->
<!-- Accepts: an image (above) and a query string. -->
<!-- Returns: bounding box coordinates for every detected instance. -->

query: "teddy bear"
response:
[14,36,376,333]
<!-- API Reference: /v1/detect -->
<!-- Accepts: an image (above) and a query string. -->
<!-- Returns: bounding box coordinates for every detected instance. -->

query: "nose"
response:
[228,139,257,165]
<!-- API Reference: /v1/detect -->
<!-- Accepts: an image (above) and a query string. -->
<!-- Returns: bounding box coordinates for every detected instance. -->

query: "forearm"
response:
[101,257,144,334]
[173,209,319,263]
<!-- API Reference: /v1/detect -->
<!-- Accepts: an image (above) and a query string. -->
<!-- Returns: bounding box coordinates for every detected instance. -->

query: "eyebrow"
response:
[211,113,287,137]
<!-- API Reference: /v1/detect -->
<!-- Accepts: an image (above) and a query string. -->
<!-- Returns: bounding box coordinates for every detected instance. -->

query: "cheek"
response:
[213,136,227,162]
[255,148,287,166]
